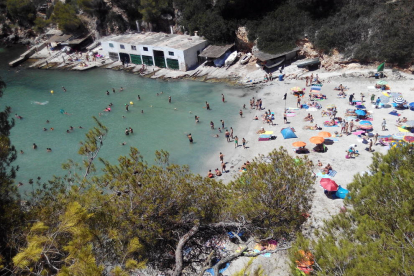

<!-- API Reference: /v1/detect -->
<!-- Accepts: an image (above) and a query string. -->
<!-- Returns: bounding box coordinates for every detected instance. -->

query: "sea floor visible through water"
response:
[0,47,254,194]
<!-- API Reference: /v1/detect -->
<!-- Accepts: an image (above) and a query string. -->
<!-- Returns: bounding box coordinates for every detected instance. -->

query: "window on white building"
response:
[109,43,114,48]
[168,51,174,56]
[131,45,137,50]
[120,44,125,49]
[143,47,148,51]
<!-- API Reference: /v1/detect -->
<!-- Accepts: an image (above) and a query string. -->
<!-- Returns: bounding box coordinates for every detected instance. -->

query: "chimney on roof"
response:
[194,31,198,37]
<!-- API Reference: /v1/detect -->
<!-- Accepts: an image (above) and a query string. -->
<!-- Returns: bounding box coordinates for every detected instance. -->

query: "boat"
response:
[239,53,252,65]
[213,51,231,67]
[224,51,238,67]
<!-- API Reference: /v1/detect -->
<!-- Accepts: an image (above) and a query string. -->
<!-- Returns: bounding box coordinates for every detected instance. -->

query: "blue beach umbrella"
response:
[355,105,366,109]
[355,110,366,116]
[409,102,414,107]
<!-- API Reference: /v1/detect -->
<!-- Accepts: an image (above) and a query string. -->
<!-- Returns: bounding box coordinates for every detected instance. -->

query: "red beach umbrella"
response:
[320,178,339,192]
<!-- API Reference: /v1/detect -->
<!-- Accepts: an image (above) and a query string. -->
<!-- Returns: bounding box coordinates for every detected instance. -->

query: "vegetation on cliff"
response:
[1,0,414,64]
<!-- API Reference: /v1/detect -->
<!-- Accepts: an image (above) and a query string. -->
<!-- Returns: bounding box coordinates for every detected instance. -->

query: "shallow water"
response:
[0,46,251,194]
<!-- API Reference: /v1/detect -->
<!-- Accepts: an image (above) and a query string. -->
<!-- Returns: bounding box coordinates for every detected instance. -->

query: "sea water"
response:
[0,46,251,194]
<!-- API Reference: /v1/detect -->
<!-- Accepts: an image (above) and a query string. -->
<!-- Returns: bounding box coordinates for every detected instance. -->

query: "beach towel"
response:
[389,111,400,116]
[311,86,321,91]
[328,170,337,177]
[316,172,331,178]
[286,113,296,117]
[287,107,300,110]
[263,131,273,135]
[259,134,271,141]
[325,138,339,142]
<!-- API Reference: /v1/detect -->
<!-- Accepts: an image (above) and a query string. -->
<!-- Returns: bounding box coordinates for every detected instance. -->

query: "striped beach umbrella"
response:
[393,97,405,104]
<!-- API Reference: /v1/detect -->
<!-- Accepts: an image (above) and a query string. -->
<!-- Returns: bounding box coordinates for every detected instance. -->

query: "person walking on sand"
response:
[234,136,239,148]
[219,152,224,162]
[225,130,230,142]
[284,110,287,124]
[169,96,171,103]
[374,132,379,145]
[239,110,243,118]
[297,97,301,108]
[221,161,226,173]
[349,120,354,133]
[368,138,373,152]
[341,120,346,133]
[242,138,246,149]
[230,127,234,139]
[382,118,386,131]
[345,121,349,134]
[222,94,225,103]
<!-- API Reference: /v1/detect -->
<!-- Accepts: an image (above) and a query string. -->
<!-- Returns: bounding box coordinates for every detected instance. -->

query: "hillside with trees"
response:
[0,0,414,65]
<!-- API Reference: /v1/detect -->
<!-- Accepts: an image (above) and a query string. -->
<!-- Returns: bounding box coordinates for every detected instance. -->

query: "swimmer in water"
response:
[79,126,83,129]
[20,150,24,154]
[187,133,193,143]
[120,87,124,91]
[121,142,126,146]
[43,128,47,131]
[70,126,74,131]
[106,91,110,95]
[62,86,67,92]
[33,143,37,149]
[138,95,141,100]
[15,114,23,119]
[50,127,54,131]
[141,110,144,113]
[46,120,50,123]
[66,130,70,133]
[47,148,52,152]
[112,88,116,93]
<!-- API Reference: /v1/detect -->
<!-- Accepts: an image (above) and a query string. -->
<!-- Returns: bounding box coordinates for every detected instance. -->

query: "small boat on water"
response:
[225,51,238,67]
[239,53,252,65]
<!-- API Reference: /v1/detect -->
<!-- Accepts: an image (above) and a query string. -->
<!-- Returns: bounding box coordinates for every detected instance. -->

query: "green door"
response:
[130,54,142,65]
[142,55,154,66]
[154,56,166,68]
[167,59,179,70]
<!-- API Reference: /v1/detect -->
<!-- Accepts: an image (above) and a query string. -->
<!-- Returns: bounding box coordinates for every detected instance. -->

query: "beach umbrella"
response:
[380,95,390,103]
[318,131,332,138]
[409,102,414,107]
[292,141,306,147]
[309,136,324,144]
[291,87,302,92]
[394,97,405,104]
[403,136,414,143]
[355,110,366,116]
[377,62,385,72]
[377,80,388,85]
[382,92,391,97]
[390,92,401,98]
[355,105,366,109]
[320,178,339,192]
[405,120,414,127]
[393,132,405,140]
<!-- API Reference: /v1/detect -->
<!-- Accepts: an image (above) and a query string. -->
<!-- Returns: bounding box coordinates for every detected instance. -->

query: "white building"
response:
[101,32,208,71]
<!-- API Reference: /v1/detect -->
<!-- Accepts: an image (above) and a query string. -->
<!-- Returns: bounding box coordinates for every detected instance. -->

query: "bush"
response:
[6,0,36,26]
[51,2,85,34]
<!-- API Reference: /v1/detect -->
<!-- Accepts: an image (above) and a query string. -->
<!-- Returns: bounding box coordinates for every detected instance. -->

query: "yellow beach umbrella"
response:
[382,92,390,97]
[398,127,409,133]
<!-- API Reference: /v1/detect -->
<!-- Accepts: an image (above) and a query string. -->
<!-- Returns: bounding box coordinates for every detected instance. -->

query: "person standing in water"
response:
[125,104,129,112]
[222,94,225,103]
[138,95,141,100]
[125,128,129,135]
[187,133,193,143]
[239,110,243,118]
[62,86,67,92]
[195,115,200,123]
[206,101,210,110]
[112,88,116,93]
[169,96,172,103]
[234,136,239,148]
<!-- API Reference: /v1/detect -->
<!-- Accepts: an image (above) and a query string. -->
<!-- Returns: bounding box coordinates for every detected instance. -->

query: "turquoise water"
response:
[0,46,250,193]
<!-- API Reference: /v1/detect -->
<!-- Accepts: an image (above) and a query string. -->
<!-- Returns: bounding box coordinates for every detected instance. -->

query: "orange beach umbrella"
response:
[309,136,324,144]
[292,141,306,147]
[318,131,332,138]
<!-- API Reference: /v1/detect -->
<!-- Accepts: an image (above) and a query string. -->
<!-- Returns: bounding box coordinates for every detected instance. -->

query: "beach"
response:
[4,44,414,274]
[210,70,414,275]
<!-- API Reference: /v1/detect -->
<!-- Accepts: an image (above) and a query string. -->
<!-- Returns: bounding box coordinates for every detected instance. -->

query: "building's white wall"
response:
[183,41,208,70]
[101,39,206,71]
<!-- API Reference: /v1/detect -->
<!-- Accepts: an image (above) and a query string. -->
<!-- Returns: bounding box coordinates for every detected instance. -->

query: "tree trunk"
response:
[172,223,200,276]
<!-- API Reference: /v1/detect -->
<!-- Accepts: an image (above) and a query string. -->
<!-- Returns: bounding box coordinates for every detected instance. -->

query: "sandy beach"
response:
[203,69,414,275]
